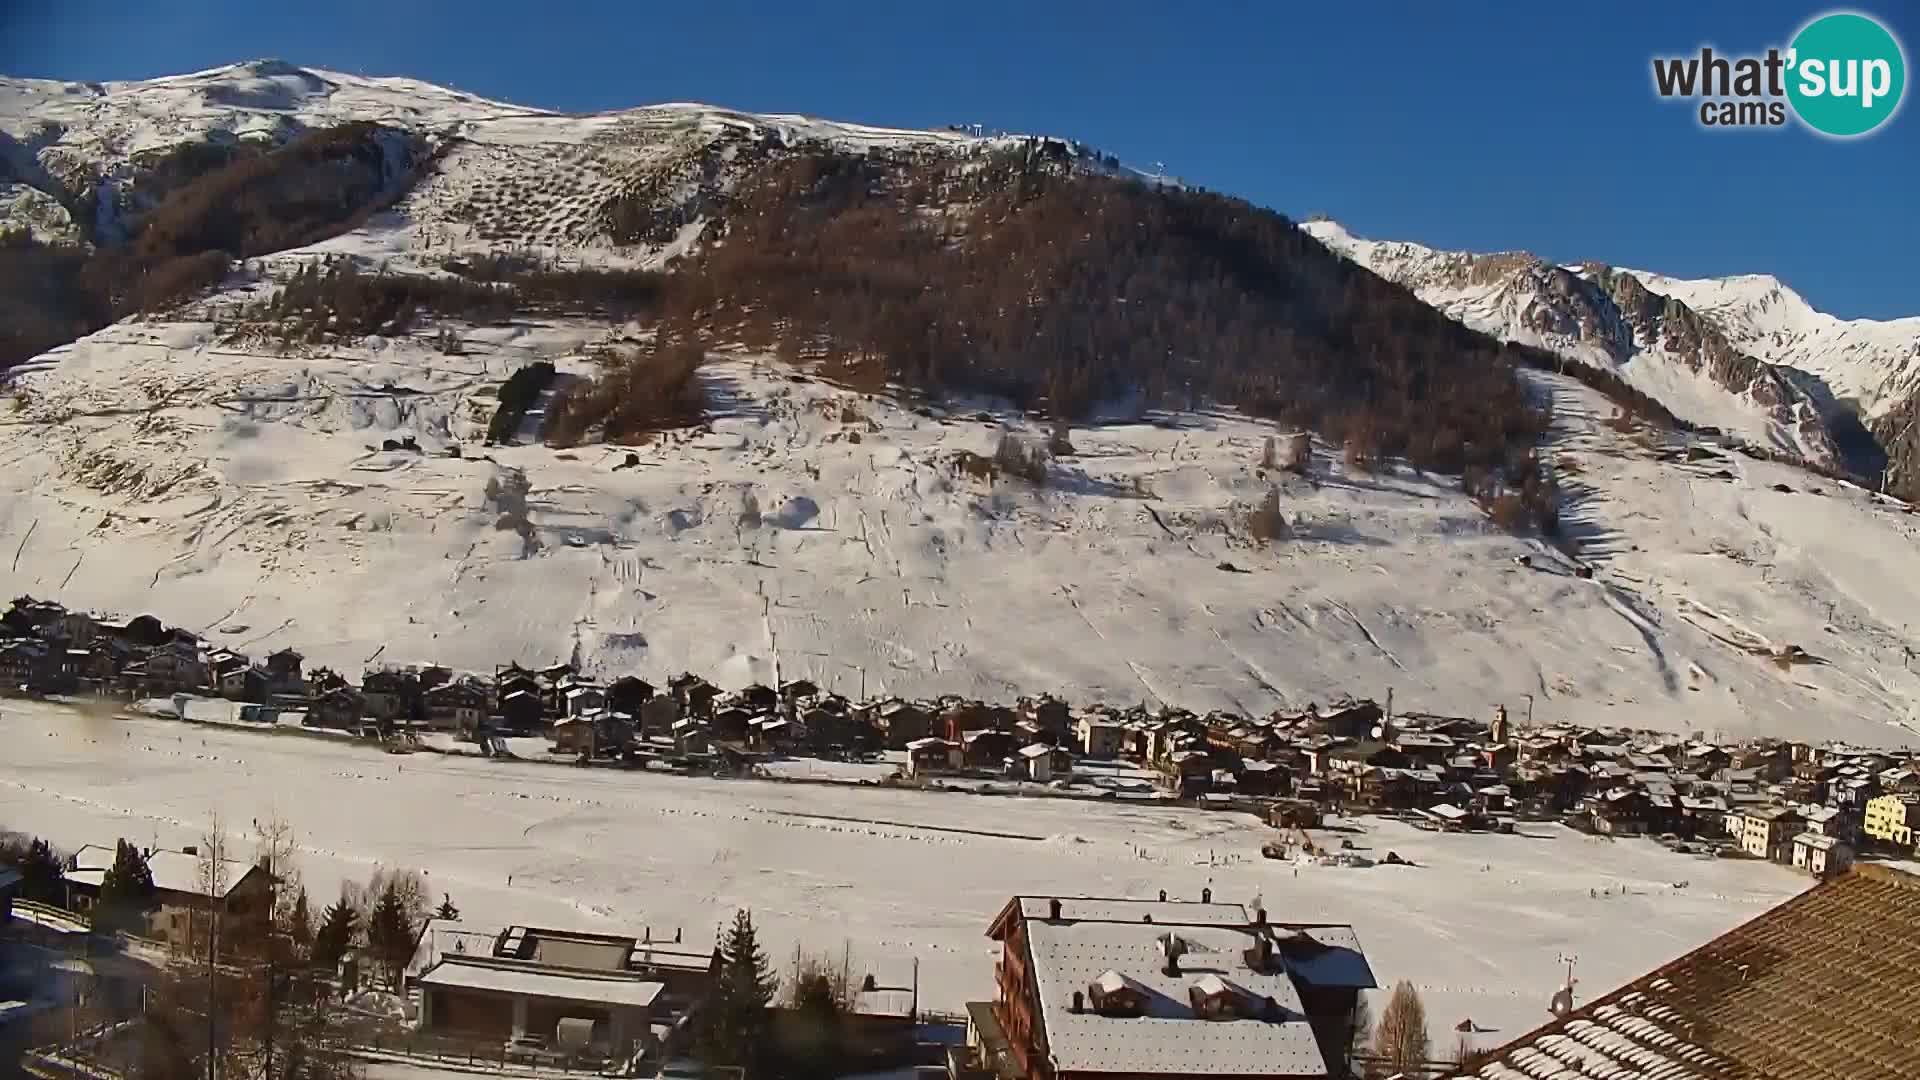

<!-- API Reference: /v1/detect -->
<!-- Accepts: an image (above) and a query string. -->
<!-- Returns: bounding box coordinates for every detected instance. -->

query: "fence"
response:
[351,1026,627,1074]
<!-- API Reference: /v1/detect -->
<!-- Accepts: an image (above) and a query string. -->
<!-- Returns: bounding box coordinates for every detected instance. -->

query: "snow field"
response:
[0,700,1807,1044]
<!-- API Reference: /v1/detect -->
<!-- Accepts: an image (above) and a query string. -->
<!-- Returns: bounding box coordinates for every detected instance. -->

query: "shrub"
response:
[994,433,1050,485]
[545,344,706,446]
[488,361,557,445]
[1246,485,1288,543]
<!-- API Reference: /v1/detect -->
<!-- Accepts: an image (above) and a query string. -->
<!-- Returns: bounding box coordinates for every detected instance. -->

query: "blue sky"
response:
[5,2,1914,319]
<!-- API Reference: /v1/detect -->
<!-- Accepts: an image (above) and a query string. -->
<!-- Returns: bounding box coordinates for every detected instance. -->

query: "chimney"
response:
[1158,889,1168,902]
[1255,907,1267,926]
[1162,947,1180,977]
[675,928,682,943]
[1201,887,1212,904]
[1048,897,1062,921]
[1071,991,1084,1014]
[1143,914,1153,923]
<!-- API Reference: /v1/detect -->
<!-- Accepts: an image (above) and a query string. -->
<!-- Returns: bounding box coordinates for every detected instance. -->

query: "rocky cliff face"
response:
[1302,221,1889,478]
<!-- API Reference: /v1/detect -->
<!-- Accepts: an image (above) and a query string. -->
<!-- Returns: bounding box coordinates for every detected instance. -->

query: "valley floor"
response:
[0,699,1808,1047]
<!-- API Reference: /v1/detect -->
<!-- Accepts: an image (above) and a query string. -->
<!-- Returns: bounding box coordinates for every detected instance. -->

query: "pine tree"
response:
[777,972,844,1080]
[14,837,64,905]
[288,887,314,956]
[312,895,357,972]
[434,892,460,921]
[697,908,778,1068]
[366,880,416,988]
[1372,980,1430,1078]
[96,839,157,935]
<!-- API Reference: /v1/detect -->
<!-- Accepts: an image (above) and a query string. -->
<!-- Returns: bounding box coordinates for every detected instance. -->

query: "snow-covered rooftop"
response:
[419,956,663,1009]
[67,844,258,899]
[1023,919,1328,1076]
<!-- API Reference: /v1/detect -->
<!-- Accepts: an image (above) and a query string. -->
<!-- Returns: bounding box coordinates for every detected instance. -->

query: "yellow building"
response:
[1863,793,1920,850]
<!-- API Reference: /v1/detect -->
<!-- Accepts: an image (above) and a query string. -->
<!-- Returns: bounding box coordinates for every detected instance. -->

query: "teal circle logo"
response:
[1787,12,1906,137]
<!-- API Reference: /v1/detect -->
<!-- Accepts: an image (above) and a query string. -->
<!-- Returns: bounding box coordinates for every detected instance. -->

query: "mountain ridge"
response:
[1301,219,1917,492]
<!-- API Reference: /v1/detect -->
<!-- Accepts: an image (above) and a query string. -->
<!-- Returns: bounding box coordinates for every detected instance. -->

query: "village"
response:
[5,592,1920,880]
[4,588,1920,1079]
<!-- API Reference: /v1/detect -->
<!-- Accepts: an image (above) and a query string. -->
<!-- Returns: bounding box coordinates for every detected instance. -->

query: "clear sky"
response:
[5,1,1915,319]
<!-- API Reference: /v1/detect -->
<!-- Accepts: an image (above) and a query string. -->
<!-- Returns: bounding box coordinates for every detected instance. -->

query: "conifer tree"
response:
[366,880,415,988]
[96,839,157,935]
[697,908,778,1069]
[7,836,65,905]
[311,895,357,972]
[434,892,460,921]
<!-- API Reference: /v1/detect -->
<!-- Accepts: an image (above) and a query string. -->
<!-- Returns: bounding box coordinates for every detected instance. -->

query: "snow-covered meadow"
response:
[0,699,1807,1045]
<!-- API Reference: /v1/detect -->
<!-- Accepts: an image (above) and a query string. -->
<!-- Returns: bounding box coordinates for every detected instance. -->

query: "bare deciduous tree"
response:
[196,812,231,959]
[1451,1030,1480,1073]
[785,940,863,1011]
[1372,980,1430,1078]
[252,814,302,935]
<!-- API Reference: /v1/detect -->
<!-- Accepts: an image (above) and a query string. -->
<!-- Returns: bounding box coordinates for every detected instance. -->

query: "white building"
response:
[1790,832,1853,879]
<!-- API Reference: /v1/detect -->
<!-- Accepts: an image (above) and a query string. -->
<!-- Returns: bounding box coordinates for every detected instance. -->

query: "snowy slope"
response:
[3,301,1918,748]
[1624,268,1920,418]
[1302,222,1849,466]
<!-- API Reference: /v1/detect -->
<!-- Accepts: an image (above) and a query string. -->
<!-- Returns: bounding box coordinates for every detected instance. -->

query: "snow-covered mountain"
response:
[1301,221,1920,488]
[0,58,1124,259]
[2,61,1918,749]
[1624,269,1920,415]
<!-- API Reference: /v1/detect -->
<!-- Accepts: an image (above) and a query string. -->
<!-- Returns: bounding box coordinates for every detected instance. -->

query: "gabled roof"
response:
[1453,865,1920,1080]
[67,844,262,900]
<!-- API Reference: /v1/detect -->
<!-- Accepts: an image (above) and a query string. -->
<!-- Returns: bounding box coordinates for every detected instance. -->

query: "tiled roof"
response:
[1456,865,1920,1080]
